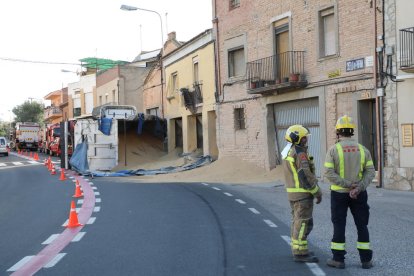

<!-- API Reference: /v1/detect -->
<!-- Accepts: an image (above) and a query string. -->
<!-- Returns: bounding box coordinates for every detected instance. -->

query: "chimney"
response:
[168,32,176,41]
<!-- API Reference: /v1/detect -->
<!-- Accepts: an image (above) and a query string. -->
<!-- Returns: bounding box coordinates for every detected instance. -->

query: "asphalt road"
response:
[3,151,412,275]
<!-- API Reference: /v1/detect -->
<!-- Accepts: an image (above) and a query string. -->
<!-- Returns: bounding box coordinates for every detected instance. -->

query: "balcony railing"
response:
[180,82,203,113]
[44,107,62,120]
[400,27,414,72]
[246,51,307,94]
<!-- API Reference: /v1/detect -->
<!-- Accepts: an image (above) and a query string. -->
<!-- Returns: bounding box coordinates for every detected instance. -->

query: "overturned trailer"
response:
[72,105,136,172]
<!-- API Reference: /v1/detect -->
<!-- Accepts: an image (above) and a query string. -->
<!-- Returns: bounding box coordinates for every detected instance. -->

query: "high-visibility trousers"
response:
[330,190,373,262]
[290,198,314,256]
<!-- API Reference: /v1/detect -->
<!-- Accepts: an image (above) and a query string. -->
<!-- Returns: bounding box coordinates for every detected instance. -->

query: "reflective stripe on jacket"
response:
[324,137,375,192]
[283,145,321,201]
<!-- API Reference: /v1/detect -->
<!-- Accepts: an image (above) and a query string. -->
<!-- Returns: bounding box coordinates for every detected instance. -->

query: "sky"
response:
[0,0,213,121]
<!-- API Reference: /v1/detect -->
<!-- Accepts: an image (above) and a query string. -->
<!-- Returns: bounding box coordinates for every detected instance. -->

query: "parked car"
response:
[0,137,8,156]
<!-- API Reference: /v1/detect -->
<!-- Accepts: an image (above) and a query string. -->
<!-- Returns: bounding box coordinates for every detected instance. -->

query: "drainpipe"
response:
[374,0,385,188]
[212,0,221,100]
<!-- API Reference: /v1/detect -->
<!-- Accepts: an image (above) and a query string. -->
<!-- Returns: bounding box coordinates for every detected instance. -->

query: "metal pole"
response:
[124,119,127,166]
[64,121,68,169]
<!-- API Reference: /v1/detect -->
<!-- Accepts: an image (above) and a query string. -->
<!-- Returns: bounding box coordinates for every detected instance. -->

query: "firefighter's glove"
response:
[349,187,360,199]
[315,195,322,204]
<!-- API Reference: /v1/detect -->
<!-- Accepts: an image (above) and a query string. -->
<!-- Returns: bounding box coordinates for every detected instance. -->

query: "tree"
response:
[12,101,44,124]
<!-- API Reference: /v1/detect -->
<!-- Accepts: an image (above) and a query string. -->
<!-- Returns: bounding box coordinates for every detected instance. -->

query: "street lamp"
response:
[120,4,165,118]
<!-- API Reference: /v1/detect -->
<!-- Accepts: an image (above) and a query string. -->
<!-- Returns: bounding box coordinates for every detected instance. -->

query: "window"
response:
[73,108,81,117]
[230,0,240,9]
[319,7,336,58]
[167,72,179,99]
[228,48,245,78]
[234,108,246,130]
[193,61,199,83]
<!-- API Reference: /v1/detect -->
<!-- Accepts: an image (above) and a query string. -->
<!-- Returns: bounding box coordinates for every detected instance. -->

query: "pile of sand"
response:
[114,131,284,184]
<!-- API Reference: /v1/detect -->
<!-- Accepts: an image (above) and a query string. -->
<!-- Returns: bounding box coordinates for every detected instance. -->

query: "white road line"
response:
[263,219,277,228]
[43,253,66,268]
[281,235,291,244]
[201,182,209,186]
[0,163,6,166]
[306,263,326,276]
[69,176,74,179]
[7,256,34,271]
[248,208,260,214]
[212,187,221,190]
[94,191,100,196]
[77,199,84,204]
[87,217,96,224]
[12,162,23,165]
[72,232,86,242]
[62,219,68,227]
[72,180,77,183]
[94,206,101,212]
[235,199,246,204]
[28,161,39,164]
[42,234,60,245]
[223,192,233,197]
[96,198,101,203]
[92,186,97,190]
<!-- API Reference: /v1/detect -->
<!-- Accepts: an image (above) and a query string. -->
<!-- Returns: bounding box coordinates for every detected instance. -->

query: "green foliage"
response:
[0,121,10,137]
[12,101,44,124]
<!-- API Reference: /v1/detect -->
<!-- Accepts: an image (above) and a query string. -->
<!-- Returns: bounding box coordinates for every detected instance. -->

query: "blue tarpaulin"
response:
[89,155,212,177]
[69,141,89,174]
[98,117,112,135]
[137,113,144,134]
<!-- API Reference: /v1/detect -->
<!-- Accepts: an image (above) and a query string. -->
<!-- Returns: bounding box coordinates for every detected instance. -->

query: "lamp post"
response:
[120,4,165,118]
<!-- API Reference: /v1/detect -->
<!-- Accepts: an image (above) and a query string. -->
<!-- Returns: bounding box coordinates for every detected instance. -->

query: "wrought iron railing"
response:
[246,51,306,89]
[400,27,414,70]
[180,82,203,113]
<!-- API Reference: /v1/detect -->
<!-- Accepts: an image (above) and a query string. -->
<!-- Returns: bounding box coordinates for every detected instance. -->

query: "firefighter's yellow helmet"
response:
[335,115,356,130]
[285,125,310,145]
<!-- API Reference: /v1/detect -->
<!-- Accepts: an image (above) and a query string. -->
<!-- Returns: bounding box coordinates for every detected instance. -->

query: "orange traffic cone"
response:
[51,164,56,175]
[34,153,38,161]
[66,200,82,228]
[73,182,83,198]
[59,168,67,181]
[30,152,33,158]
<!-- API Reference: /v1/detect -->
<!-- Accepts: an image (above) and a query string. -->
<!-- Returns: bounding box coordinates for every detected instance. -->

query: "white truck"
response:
[14,122,40,151]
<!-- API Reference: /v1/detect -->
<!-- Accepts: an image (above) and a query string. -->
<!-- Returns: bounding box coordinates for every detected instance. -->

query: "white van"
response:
[0,137,8,156]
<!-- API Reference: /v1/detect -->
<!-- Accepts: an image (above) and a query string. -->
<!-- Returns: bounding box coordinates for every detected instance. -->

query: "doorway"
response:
[358,99,378,170]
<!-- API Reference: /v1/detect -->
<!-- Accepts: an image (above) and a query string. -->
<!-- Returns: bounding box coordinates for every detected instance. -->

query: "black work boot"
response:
[361,260,373,269]
[326,258,345,269]
[294,254,319,263]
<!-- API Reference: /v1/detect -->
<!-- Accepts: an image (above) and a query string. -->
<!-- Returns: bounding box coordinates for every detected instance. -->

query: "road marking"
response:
[306,263,326,276]
[223,192,233,197]
[77,199,84,204]
[12,162,23,165]
[0,163,6,166]
[62,219,68,227]
[248,208,260,214]
[235,199,246,204]
[202,182,209,186]
[94,191,100,196]
[43,253,66,268]
[281,235,290,244]
[72,232,86,242]
[96,198,101,203]
[263,219,277,228]
[7,256,33,272]
[94,206,101,212]
[212,187,221,190]
[87,217,96,224]
[92,186,97,190]
[28,161,39,164]
[42,234,60,245]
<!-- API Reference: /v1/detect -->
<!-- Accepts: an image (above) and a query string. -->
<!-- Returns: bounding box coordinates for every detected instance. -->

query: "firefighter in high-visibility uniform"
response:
[324,115,375,269]
[282,125,322,263]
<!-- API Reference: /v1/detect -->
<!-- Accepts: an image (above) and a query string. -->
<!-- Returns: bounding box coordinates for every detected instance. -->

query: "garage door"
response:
[273,98,321,176]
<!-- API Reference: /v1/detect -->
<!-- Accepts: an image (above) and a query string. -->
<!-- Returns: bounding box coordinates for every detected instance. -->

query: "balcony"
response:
[181,82,203,113]
[44,106,62,120]
[246,51,307,94]
[400,27,414,72]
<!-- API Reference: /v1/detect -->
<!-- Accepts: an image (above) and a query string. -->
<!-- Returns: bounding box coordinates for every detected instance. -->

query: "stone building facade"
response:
[382,0,414,191]
[213,0,382,178]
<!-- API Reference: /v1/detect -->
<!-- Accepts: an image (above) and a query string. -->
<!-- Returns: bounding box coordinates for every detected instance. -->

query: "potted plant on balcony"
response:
[289,72,300,82]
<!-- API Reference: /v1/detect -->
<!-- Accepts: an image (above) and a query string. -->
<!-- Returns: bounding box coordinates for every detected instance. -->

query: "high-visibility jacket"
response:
[324,137,375,192]
[283,145,321,201]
